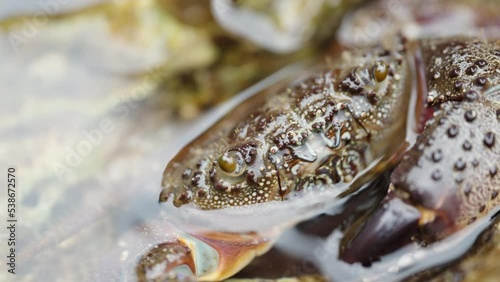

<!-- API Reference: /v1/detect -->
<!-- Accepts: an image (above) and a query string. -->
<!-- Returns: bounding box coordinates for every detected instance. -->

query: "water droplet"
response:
[454,158,466,171]
[472,159,479,167]
[475,59,488,68]
[475,77,487,87]
[431,149,443,162]
[484,132,495,148]
[463,141,472,151]
[464,110,477,122]
[449,68,460,78]
[433,71,441,80]
[466,65,478,75]
[465,90,478,101]
[431,169,442,181]
[454,81,463,91]
[490,165,498,177]
[463,184,472,195]
[447,125,459,138]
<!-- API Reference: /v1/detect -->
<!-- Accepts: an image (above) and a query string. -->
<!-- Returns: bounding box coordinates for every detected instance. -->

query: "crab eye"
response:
[373,61,388,82]
[217,151,246,176]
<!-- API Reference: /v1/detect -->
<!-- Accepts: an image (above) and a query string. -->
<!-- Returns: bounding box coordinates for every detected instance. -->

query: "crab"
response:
[137,1,500,281]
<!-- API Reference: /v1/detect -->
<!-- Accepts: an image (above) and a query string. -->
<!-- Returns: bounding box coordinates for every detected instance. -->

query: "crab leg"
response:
[340,37,500,264]
[137,231,277,281]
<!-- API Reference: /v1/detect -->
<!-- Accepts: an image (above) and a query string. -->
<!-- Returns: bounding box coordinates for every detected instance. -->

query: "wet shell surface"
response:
[144,1,500,281]
[149,37,500,281]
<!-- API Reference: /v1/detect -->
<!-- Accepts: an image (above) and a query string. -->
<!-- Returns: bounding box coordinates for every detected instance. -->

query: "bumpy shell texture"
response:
[160,40,410,210]
[392,38,500,239]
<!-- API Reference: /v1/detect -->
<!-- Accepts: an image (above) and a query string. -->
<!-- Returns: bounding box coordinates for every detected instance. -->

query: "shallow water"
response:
[2,1,500,282]
[0,1,196,281]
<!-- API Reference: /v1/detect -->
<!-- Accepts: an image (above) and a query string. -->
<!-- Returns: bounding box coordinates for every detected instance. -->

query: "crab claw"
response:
[339,191,421,265]
[137,231,276,281]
